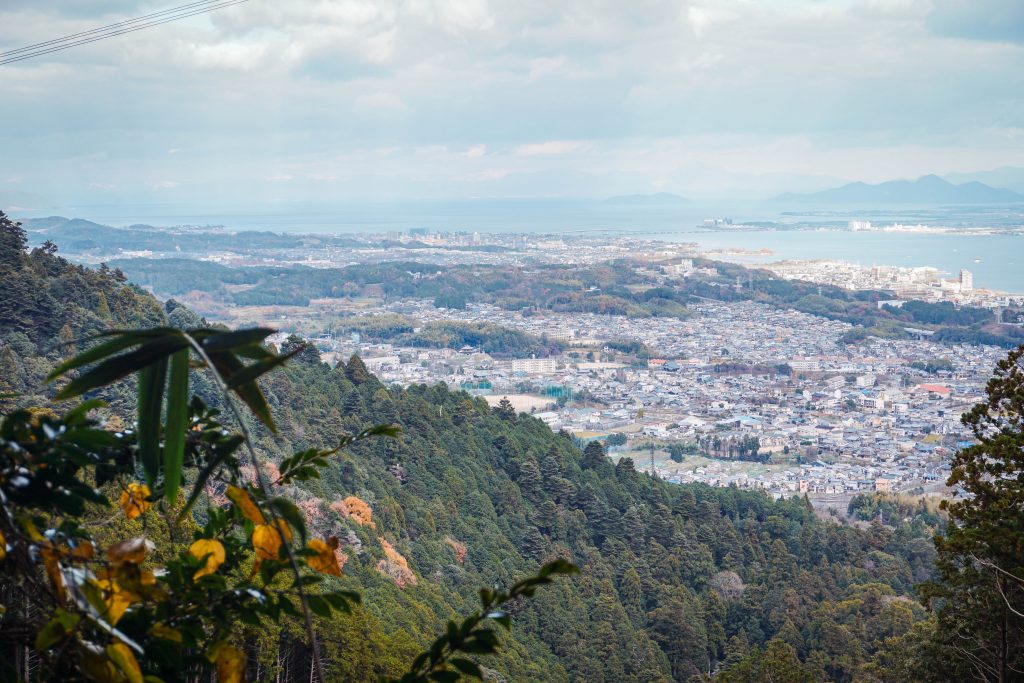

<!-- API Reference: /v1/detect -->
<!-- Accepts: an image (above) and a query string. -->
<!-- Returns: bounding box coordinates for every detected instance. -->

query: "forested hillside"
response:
[0,214,165,412]
[0,211,995,681]
[249,350,941,681]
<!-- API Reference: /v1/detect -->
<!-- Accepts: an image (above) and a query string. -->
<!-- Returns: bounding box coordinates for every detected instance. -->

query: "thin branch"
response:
[183,333,325,683]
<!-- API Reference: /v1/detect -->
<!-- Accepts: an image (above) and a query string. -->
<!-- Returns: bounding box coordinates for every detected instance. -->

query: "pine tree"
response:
[516,456,542,502]
[581,441,606,469]
[344,354,370,384]
[619,567,645,626]
[494,396,517,422]
[923,344,1024,681]
[673,488,697,520]
[95,291,112,320]
[540,445,562,480]
[280,334,321,364]
[0,345,24,411]
[57,323,76,359]
[0,211,26,267]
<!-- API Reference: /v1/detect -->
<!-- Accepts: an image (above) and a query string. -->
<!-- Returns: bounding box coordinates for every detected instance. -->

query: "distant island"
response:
[773,174,1024,205]
[603,191,688,206]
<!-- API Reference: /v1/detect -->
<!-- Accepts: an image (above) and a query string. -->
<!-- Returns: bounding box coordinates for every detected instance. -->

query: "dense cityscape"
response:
[291,292,1000,506]
[78,222,1016,509]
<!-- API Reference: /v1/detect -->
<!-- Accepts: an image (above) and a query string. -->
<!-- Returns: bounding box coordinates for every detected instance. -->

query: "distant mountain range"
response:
[603,192,688,206]
[943,166,1024,194]
[773,174,1024,205]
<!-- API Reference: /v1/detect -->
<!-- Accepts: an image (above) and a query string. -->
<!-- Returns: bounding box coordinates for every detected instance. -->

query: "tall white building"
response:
[959,269,973,293]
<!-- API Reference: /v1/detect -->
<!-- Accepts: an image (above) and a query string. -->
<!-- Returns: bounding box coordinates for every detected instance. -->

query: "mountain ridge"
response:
[772,174,1024,205]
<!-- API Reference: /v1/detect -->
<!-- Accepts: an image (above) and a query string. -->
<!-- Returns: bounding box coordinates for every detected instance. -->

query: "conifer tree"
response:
[581,440,606,469]
[922,344,1024,681]
[344,354,370,383]
[0,345,24,411]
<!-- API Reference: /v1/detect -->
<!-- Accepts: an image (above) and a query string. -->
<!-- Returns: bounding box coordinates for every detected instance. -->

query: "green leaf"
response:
[267,497,307,542]
[45,329,175,382]
[360,423,403,439]
[196,327,274,352]
[538,559,578,577]
[162,349,190,502]
[450,658,483,679]
[305,595,332,618]
[137,356,168,486]
[56,334,189,400]
[206,350,276,432]
[428,672,460,683]
[63,398,108,423]
[35,610,80,650]
[224,348,299,389]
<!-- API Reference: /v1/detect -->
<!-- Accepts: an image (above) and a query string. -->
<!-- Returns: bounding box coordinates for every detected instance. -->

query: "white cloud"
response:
[0,0,1022,203]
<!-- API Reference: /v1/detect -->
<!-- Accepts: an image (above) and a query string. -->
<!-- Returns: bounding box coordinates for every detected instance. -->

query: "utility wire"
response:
[0,0,251,66]
[1,0,225,56]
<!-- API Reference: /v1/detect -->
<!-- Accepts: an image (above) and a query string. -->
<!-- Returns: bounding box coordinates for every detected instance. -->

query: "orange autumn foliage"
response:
[376,538,417,588]
[445,537,468,564]
[331,496,375,528]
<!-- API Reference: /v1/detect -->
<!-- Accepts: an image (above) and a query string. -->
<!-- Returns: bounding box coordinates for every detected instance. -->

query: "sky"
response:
[1,0,1023,209]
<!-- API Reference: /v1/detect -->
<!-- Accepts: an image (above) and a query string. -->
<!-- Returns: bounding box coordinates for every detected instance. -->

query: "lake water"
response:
[17,199,1024,293]
[681,229,1023,294]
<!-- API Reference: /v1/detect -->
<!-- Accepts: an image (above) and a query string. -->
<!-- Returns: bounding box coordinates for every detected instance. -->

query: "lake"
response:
[16,198,1024,293]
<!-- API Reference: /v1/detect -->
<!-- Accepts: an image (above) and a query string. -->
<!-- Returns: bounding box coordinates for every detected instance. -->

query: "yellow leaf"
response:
[80,647,122,683]
[215,645,245,683]
[119,483,151,520]
[251,524,282,560]
[105,590,134,626]
[93,570,137,626]
[65,540,95,562]
[106,537,152,565]
[306,537,341,576]
[226,485,265,524]
[189,539,226,580]
[151,622,183,643]
[106,642,143,683]
[0,529,5,561]
[40,547,64,596]
[275,518,293,544]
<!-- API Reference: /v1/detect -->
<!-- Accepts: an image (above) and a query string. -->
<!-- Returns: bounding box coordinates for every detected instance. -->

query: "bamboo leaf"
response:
[206,351,276,432]
[136,358,167,486]
[45,328,180,382]
[56,335,189,399]
[162,349,190,502]
[224,348,299,389]
[197,327,274,352]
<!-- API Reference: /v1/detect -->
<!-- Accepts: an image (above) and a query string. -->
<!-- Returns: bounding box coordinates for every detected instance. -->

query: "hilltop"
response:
[773,174,1024,205]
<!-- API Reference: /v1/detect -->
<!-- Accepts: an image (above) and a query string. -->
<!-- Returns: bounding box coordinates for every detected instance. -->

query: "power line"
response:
[2,0,226,57]
[0,0,251,66]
